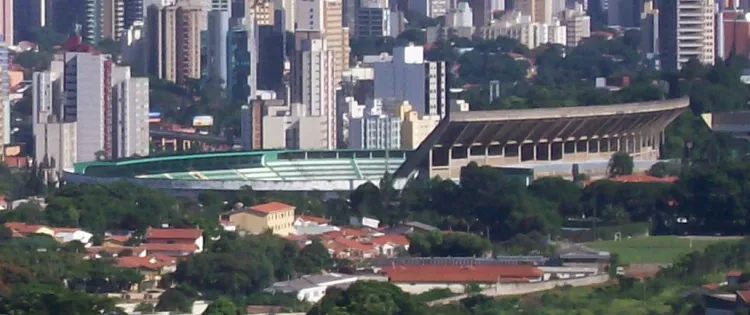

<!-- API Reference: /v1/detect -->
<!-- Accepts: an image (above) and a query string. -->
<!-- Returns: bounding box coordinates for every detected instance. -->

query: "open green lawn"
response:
[585,236,740,264]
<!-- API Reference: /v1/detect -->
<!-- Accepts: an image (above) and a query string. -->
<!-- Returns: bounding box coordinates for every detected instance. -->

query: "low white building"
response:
[52,228,94,246]
[266,274,359,303]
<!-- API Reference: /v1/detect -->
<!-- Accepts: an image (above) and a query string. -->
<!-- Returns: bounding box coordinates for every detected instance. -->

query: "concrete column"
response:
[533,143,538,161]
[517,145,521,163]
[548,142,552,160]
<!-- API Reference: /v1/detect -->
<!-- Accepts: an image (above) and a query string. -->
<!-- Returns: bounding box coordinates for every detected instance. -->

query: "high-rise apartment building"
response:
[291,39,337,149]
[207,10,230,87]
[1,0,13,45]
[227,23,257,102]
[295,0,350,82]
[452,2,474,28]
[717,9,750,59]
[145,3,203,84]
[349,114,402,149]
[356,5,392,37]
[373,45,447,118]
[124,0,145,31]
[659,0,715,70]
[0,38,8,145]
[257,25,284,90]
[516,0,553,24]
[607,0,644,28]
[411,0,450,18]
[59,52,149,161]
[14,0,53,43]
[561,3,591,47]
[483,12,567,49]
[83,0,126,43]
[640,0,659,69]
[32,62,78,182]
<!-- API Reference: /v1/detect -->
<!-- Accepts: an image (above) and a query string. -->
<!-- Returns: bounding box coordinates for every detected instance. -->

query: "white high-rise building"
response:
[292,39,337,149]
[483,12,567,49]
[373,45,447,118]
[676,0,715,68]
[561,3,590,47]
[32,61,78,182]
[411,0,450,18]
[453,2,474,28]
[60,52,150,162]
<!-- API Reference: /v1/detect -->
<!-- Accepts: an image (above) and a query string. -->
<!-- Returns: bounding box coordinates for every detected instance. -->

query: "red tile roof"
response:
[298,215,330,224]
[145,227,202,240]
[250,202,295,214]
[727,270,743,277]
[50,227,81,233]
[115,255,175,270]
[703,283,720,290]
[382,265,543,284]
[738,290,750,303]
[371,235,409,246]
[4,222,48,234]
[330,237,377,253]
[340,228,370,238]
[139,243,198,254]
[611,174,678,183]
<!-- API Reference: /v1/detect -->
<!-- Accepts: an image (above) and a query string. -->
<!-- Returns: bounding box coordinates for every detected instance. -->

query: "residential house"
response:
[4,222,55,237]
[265,274,359,303]
[116,255,178,291]
[85,246,147,260]
[322,236,379,259]
[370,235,410,257]
[102,233,132,248]
[293,215,339,236]
[144,227,204,253]
[226,202,296,236]
[382,264,544,294]
[51,227,94,246]
[295,215,331,226]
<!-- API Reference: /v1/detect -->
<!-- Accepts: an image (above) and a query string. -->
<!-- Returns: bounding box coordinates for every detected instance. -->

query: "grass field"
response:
[585,236,739,264]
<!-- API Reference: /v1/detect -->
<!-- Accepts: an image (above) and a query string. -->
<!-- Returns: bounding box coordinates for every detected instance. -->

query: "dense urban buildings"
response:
[145,3,204,84]
[33,51,149,181]
[659,0,715,70]
[0,37,7,145]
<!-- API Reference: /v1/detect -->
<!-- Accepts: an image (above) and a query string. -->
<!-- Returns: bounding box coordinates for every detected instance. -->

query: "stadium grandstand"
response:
[394,98,689,180]
[65,98,689,192]
[65,150,410,191]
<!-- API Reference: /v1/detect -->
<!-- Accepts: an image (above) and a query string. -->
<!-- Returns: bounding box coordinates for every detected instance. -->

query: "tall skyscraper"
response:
[516,0,553,24]
[356,4,392,37]
[207,10,230,87]
[1,0,12,45]
[32,61,78,182]
[291,39,337,149]
[640,0,659,69]
[659,0,715,70]
[145,3,203,84]
[59,52,149,161]
[374,45,447,118]
[607,0,644,27]
[124,0,145,31]
[0,38,8,144]
[83,0,126,43]
[14,0,52,43]
[296,0,350,81]
[227,22,257,102]
[561,3,591,47]
[257,25,283,90]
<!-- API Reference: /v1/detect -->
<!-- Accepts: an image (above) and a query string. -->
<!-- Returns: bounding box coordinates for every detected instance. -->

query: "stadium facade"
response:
[65,98,689,192]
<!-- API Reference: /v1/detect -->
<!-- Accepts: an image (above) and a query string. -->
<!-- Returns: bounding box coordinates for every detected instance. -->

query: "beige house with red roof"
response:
[4,222,55,237]
[227,202,295,236]
[145,227,204,253]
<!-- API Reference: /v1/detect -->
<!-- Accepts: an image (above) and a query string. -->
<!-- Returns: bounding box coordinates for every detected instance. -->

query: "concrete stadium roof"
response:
[449,98,689,123]
[433,98,689,148]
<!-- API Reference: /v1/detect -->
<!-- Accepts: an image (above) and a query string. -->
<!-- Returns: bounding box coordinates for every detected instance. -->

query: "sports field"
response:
[585,236,740,264]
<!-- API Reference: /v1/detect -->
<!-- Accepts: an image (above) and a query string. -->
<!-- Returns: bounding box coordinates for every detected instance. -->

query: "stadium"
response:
[64,98,690,192]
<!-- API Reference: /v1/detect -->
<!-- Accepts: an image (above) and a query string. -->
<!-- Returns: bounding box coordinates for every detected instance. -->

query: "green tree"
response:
[203,297,239,315]
[134,302,154,313]
[295,240,333,274]
[155,288,192,313]
[608,152,634,177]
